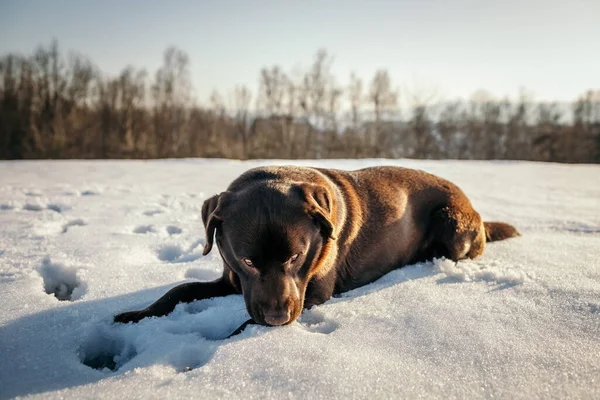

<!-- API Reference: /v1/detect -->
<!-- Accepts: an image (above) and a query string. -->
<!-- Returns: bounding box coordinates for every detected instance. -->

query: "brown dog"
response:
[115,166,519,329]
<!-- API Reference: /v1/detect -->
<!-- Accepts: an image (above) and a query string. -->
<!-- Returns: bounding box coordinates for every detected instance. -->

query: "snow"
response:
[0,159,599,399]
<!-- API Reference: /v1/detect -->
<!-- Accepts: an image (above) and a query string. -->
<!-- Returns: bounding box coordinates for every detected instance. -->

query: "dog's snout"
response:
[263,310,291,326]
[250,274,300,326]
[259,298,292,326]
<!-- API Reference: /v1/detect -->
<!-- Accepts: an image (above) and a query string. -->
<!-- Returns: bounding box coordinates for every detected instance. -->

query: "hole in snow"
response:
[143,209,163,216]
[22,203,69,213]
[62,219,86,233]
[166,225,182,235]
[133,224,155,234]
[171,344,214,373]
[156,241,203,263]
[23,203,44,211]
[298,309,339,335]
[39,257,86,301]
[79,326,137,371]
[157,245,183,262]
[46,203,64,213]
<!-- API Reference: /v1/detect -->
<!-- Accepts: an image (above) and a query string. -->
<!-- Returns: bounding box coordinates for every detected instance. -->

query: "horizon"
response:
[1,0,599,106]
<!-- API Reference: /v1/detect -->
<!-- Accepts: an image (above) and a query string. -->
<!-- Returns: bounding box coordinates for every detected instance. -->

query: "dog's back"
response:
[314,166,480,289]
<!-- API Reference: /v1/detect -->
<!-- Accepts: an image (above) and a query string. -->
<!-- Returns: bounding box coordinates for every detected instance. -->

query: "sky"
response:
[1,0,599,106]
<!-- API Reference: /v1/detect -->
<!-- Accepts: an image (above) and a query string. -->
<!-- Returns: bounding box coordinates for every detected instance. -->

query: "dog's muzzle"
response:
[263,310,291,326]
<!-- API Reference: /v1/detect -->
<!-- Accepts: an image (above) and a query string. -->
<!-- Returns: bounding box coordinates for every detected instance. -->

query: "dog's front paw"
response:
[114,310,145,324]
[228,319,255,338]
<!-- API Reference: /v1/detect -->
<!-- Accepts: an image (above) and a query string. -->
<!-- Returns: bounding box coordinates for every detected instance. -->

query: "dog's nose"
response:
[263,311,291,326]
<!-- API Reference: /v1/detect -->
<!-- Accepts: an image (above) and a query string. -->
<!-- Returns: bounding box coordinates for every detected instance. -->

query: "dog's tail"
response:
[484,221,520,242]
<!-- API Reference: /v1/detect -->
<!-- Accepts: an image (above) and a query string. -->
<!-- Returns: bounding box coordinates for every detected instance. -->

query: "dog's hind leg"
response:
[427,204,486,262]
[114,277,237,324]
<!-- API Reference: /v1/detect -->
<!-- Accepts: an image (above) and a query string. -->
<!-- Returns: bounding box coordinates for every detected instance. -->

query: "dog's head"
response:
[201,182,336,326]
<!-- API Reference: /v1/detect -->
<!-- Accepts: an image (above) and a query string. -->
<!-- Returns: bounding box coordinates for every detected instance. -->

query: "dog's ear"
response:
[298,183,336,240]
[201,192,230,255]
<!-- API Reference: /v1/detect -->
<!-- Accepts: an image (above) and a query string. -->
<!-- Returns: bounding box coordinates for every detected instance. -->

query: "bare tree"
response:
[572,90,600,162]
[258,66,286,116]
[342,73,365,157]
[232,85,252,159]
[369,69,398,157]
[112,67,146,155]
[532,102,563,161]
[255,66,286,157]
[348,73,363,131]
[301,49,335,158]
[504,89,533,160]
[208,89,227,157]
[151,47,192,157]
[283,74,299,158]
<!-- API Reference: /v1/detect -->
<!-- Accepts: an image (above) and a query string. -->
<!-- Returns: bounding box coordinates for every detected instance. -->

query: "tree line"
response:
[1,41,599,162]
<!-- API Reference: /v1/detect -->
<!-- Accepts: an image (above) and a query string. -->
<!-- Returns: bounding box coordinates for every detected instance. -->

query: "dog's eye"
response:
[290,253,300,262]
[242,258,254,267]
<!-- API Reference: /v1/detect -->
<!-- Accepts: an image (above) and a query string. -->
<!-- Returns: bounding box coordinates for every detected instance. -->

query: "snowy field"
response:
[1,158,599,399]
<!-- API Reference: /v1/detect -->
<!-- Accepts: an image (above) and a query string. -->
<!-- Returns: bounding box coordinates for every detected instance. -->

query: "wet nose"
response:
[263,310,291,326]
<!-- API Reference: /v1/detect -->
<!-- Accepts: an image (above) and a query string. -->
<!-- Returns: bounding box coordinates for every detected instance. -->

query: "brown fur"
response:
[115,166,520,329]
